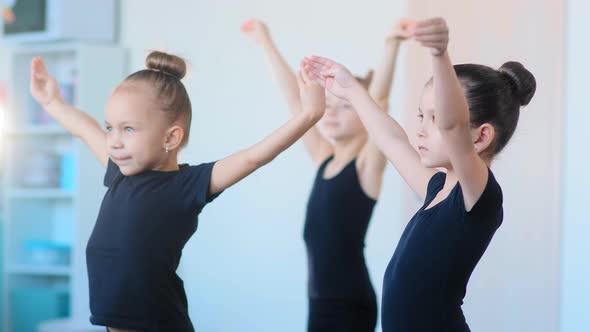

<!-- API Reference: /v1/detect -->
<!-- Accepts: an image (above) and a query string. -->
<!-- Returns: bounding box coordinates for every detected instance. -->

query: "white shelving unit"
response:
[0,42,125,332]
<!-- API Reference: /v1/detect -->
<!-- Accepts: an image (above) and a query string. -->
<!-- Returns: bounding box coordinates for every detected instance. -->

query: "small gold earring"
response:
[165,147,169,153]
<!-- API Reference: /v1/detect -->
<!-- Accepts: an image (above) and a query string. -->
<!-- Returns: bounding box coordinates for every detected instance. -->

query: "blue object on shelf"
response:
[24,240,71,266]
[59,153,76,191]
[11,287,69,332]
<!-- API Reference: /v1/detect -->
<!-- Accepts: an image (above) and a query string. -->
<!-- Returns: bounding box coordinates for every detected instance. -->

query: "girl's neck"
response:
[442,168,459,192]
[443,158,491,191]
[331,134,367,164]
[152,152,180,171]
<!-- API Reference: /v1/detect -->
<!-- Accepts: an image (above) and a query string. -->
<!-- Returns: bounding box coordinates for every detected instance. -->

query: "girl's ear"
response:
[472,123,495,155]
[164,125,184,151]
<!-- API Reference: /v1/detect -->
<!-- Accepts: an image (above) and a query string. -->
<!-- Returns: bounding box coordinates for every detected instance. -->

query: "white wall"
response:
[560,0,590,331]
[120,1,407,331]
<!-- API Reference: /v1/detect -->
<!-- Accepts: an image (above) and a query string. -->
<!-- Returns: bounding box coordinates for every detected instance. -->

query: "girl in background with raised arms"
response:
[242,18,412,332]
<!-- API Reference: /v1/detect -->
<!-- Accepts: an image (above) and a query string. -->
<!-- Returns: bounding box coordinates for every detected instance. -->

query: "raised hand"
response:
[414,17,449,56]
[387,18,416,42]
[241,19,271,44]
[30,57,62,107]
[303,56,358,100]
[297,61,325,120]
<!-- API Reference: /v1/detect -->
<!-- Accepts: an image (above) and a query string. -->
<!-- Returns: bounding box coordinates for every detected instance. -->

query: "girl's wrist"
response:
[385,36,403,47]
[347,81,369,105]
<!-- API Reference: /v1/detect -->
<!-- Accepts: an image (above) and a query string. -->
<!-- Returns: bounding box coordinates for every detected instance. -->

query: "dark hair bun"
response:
[145,51,187,80]
[498,61,536,107]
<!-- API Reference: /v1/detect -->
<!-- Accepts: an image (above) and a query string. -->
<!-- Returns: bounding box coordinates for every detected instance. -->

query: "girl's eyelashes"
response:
[104,125,135,133]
